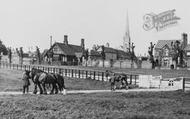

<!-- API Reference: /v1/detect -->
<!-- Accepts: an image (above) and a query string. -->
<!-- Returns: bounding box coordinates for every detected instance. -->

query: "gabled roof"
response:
[54,42,83,56]
[42,49,49,57]
[155,40,179,49]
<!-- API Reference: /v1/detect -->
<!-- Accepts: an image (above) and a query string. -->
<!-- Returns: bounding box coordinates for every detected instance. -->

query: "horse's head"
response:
[29,68,36,79]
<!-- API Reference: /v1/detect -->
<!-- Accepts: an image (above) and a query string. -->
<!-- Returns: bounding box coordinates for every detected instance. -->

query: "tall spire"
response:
[123,10,131,52]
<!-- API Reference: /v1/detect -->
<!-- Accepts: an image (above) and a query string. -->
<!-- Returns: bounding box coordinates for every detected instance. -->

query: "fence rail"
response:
[0,62,139,85]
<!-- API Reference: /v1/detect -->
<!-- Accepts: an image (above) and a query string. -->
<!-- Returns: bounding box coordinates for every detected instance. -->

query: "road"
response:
[0,88,179,95]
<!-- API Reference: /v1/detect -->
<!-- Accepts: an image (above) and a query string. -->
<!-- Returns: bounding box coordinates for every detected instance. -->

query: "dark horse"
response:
[52,73,66,93]
[109,73,128,91]
[29,68,65,94]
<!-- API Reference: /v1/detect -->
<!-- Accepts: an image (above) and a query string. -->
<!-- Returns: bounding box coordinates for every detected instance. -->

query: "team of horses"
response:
[23,68,66,94]
[108,71,129,91]
[22,68,129,94]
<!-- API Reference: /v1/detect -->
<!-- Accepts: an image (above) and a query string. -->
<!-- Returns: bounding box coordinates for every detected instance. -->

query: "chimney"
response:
[106,43,110,47]
[50,36,52,48]
[64,35,68,45]
[81,38,85,49]
[182,33,188,48]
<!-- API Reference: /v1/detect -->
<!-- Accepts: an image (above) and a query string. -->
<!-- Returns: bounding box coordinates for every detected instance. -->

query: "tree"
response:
[36,46,41,64]
[101,45,105,67]
[7,48,12,63]
[148,42,155,69]
[0,40,8,55]
[16,47,24,64]
[83,49,89,67]
[20,47,24,64]
[171,41,185,67]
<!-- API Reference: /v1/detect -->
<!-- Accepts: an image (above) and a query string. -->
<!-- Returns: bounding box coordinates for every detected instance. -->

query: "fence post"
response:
[53,68,55,74]
[183,77,185,92]
[79,70,80,78]
[86,71,88,79]
[130,75,132,84]
[47,67,49,73]
[59,68,61,75]
[134,75,137,85]
[102,72,104,81]
[97,72,100,81]
[71,69,73,77]
[93,71,96,80]
[65,69,67,77]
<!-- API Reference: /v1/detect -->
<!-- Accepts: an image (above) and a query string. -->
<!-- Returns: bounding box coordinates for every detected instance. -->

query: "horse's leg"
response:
[124,78,128,89]
[33,84,38,94]
[23,86,25,94]
[42,83,47,94]
[54,83,58,94]
[37,83,43,94]
[50,83,55,94]
[26,86,29,93]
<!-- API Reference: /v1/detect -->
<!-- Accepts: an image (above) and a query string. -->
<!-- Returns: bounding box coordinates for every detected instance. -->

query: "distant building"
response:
[154,33,188,68]
[89,45,131,61]
[0,49,34,65]
[43,35,85,65]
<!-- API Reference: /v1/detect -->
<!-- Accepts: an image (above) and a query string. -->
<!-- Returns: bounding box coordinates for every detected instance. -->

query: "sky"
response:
[0,0,189,55]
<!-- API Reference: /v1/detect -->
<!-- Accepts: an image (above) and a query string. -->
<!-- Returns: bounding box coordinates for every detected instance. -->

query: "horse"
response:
[29,68,59,94]
[109,72,129,91]
[52,73,66,94]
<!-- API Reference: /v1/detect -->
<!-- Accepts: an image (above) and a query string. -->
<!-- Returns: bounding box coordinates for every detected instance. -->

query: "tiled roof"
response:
[55,42,83,56]
[155,40,179,49]
[97,46,132,59]
[90,50,101,56]
[104,47,118,53]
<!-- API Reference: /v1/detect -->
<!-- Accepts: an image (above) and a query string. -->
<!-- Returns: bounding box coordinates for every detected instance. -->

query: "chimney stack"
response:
[81,38,85,49]
[182,33,188,48]
[50,36,52,48]
[64,35,68,45]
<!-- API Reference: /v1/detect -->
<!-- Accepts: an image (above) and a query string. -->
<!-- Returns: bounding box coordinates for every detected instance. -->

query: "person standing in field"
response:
[22,70,30,94]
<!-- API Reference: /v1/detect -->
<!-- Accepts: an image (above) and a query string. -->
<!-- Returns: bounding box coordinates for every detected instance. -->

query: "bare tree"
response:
[148,42,155,69]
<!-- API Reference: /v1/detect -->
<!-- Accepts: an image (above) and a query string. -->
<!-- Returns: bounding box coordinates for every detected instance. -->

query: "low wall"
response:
[141,61,152,69]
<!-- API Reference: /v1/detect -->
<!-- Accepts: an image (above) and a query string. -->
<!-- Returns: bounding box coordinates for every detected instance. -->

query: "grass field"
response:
[1,68,190,119]
[0,91,190,119]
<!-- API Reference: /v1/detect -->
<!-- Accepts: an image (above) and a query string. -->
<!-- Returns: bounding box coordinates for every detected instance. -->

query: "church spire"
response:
[123,10,131,52]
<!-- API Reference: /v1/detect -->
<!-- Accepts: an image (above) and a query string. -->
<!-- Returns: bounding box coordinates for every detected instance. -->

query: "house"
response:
[89,45,131,61]
[154,33,188,68]
[86,45,134,67]
[44,35,85,65]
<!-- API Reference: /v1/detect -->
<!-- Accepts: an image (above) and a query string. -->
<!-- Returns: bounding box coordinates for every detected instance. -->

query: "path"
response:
[0,88,179,95]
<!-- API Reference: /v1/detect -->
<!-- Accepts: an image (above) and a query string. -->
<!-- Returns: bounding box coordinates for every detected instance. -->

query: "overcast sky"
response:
[0,0,189,55]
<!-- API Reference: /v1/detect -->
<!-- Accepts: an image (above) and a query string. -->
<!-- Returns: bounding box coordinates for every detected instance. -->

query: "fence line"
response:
[0,62,139,85]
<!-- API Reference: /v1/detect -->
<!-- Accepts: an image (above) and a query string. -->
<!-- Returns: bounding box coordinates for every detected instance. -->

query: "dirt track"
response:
[0,88,178,95]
